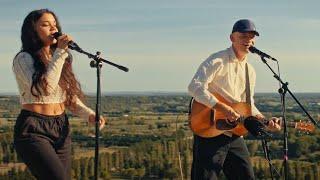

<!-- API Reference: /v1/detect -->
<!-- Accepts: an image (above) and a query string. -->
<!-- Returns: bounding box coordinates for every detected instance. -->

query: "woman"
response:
[12,9,105,180]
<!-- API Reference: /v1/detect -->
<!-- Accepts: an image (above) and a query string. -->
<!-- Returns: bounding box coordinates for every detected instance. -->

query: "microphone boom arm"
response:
[53,32,129,72]
[73,46,129,72]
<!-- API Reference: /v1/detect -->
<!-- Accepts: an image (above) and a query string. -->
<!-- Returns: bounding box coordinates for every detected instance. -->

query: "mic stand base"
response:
[261,138,281,179]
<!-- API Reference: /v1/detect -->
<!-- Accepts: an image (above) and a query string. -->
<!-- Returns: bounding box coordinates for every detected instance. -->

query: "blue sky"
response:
[0,0,319,94]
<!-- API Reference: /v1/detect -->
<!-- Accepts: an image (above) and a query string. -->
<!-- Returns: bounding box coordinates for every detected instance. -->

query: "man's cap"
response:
[232,19,259,36]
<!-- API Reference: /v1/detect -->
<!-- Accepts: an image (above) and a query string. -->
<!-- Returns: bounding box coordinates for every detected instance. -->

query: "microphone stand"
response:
[69,44,129,180]
[258,56,319,180]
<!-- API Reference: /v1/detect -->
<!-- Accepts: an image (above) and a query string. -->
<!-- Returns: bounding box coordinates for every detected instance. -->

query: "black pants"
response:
[191,134,255,180]
[14,110,71,180]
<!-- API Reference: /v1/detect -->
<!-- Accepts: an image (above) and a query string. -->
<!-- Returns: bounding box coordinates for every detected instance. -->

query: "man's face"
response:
[231,32,256,53]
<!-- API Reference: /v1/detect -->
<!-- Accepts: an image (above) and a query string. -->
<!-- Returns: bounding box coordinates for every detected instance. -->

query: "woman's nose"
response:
[50,25,57,31]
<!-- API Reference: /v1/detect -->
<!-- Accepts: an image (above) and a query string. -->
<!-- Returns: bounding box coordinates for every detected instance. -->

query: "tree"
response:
[136,168,146,180]
[247,141,259,156]
[123,168,137,180]
[72,159,81,179]
[88,157,94,178]
[312,163,319,180]
[80,158,89,180]
[163,167,178,179]
[182,148,191,179]
[295,162,303,180]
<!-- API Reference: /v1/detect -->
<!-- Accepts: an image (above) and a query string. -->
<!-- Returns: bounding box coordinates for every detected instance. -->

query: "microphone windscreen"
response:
[248,46,256,53]
[52,32,62,39]
[244,116,266,137]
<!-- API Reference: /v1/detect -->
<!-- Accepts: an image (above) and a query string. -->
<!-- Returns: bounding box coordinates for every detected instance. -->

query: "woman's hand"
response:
[56,34,72,50]
[88,114,106,130]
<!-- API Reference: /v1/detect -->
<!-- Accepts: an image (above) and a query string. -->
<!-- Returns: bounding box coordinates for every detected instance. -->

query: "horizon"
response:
[1,91,320,96]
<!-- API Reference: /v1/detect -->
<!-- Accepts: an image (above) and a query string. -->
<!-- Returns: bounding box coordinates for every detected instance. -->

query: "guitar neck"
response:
[262,118,295,128]
[261,119,314,132]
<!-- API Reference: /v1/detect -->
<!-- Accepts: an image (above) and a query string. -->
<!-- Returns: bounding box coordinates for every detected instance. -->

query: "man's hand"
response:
[267,117,281,132]
[214,102,240,122]
[255,114,281,132]
[255,114,265,120]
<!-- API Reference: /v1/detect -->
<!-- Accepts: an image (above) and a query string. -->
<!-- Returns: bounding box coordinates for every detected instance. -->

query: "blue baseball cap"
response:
[232,19,259,36]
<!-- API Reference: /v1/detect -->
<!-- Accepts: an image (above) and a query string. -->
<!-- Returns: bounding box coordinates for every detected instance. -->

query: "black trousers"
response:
[14,110,71,180]
[191,134,255,180]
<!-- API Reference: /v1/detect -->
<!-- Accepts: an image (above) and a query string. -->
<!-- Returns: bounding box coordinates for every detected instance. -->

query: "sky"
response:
[0,0,319,94]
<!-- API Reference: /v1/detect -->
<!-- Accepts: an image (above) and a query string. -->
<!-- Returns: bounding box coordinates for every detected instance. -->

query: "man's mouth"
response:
[243,44,251,48]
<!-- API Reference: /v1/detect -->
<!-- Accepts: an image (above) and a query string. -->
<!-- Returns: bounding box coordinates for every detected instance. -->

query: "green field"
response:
[0,93,320,179]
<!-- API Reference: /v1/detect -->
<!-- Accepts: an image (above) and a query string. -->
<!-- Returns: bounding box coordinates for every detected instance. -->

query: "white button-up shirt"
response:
[188,46,261,116]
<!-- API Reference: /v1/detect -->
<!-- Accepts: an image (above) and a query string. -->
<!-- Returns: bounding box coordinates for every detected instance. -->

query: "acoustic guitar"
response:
[189,93,315,138]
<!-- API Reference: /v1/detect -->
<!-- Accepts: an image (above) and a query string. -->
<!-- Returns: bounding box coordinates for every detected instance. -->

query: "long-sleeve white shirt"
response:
[188,46,261,116]
[12,48,95,120]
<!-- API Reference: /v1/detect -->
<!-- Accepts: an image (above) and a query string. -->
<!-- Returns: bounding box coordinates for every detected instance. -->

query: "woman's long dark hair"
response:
[20,9,85,108]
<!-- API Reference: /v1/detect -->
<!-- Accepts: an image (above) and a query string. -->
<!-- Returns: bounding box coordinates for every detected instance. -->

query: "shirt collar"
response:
[228,46,248,65]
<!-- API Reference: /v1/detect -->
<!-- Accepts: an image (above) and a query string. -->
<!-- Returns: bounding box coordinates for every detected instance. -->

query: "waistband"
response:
[19,109,66,120]
[194,133,240,141]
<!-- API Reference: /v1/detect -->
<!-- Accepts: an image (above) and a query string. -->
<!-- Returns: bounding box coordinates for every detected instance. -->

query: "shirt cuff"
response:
[53,48,69,60]
[251,104,262,116]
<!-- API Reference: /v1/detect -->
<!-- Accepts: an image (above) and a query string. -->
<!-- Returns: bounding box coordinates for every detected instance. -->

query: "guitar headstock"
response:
[293,121,315,133]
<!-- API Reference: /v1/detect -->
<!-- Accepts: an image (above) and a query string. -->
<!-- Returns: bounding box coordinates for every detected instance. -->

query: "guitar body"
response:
[189,93,252,138]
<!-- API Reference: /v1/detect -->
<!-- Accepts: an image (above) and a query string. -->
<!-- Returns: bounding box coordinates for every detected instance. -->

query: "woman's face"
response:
[35,13,58,46]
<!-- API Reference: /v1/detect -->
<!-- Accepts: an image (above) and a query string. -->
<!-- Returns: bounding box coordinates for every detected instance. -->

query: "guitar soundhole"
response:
[216,119,238,130]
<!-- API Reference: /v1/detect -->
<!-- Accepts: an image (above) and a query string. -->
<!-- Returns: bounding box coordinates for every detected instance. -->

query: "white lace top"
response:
[12,48,94,120]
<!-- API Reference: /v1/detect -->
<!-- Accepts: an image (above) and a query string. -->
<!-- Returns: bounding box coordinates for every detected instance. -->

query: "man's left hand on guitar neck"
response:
[255,114,282,132]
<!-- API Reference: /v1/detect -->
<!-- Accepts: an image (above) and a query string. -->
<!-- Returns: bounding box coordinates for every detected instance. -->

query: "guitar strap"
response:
[188,97,194,116]
[245,63,251,105]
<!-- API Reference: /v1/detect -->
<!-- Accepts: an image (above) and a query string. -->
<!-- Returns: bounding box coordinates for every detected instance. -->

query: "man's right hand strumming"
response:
[214,102,240,122]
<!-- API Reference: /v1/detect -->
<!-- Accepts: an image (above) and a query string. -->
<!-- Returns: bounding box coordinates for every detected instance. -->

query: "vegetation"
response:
[0,93,320,179]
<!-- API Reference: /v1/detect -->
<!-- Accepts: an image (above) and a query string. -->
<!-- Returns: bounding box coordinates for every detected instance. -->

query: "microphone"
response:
[249,46,277,61]
[52,32,82,51]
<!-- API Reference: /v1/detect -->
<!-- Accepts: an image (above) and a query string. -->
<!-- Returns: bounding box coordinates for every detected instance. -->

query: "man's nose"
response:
[247,39,254,44]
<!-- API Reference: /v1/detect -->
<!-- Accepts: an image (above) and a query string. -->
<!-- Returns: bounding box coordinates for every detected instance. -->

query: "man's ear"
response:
[230,34,234,42]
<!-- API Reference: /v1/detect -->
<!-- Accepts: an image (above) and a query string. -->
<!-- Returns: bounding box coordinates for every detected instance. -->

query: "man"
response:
[188,19,281,180]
